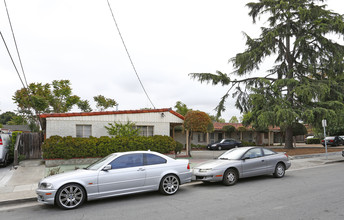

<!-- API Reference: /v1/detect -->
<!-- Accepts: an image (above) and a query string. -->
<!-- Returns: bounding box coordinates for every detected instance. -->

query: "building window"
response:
[76,125,92,138]
[136,126,154,137]
[198,133,207,142]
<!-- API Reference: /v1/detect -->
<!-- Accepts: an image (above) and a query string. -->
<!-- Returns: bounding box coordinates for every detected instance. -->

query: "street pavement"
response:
[0,148,343,206]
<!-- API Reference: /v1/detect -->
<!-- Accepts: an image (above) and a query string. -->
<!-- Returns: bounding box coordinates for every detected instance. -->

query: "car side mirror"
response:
[242,156,250,160]
[102,164,112,171]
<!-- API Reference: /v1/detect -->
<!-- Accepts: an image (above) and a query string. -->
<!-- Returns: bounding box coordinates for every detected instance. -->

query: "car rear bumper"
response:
[179,171,192,184]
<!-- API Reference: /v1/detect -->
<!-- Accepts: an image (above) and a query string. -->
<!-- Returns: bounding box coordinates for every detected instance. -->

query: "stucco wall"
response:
[45,111,183,138]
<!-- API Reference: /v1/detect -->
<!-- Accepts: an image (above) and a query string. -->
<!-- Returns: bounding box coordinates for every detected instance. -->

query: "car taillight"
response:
[187,163,190,170]
[330,140,334,142]
[0,138,2,145]
[284,153,289,159]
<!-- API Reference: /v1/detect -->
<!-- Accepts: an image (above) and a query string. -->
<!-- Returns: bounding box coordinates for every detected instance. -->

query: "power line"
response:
[0,30,26,89]
[106,0,156,109]
[4,0,29,87]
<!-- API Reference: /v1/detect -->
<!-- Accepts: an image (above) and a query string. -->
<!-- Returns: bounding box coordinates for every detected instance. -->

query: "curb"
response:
[0,197,36,206]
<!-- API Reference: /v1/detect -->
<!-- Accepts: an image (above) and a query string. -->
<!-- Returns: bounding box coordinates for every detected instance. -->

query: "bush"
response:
[175,141,183,154]
[241,141,256,146]
[306,138,320,144]
[42,135,176,159]
[191,144,207,150]
[9,131,22,162]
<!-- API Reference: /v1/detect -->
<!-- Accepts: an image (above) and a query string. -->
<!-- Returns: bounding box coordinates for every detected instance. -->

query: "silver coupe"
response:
[193,147,291,186]
[37,151,192,209]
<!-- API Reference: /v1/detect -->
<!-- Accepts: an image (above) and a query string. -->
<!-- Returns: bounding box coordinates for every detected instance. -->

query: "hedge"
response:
[42,135,177,159]
[305,138,321,144]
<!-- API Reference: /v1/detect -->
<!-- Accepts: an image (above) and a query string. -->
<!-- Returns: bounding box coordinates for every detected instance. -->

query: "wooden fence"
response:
[14,132,43,163]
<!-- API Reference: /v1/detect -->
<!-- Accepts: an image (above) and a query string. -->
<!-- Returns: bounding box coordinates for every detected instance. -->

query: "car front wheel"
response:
[56,183,86,209]
[273,163,285,178]
[159,174,179,195]
[222,168,238,186]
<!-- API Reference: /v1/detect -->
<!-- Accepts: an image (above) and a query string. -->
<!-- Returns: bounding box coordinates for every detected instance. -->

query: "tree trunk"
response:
[284,126,294,149]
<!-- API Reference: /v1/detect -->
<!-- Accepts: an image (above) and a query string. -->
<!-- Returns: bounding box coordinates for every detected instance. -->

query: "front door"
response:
[98,153,145,196]
[241,148,266,178]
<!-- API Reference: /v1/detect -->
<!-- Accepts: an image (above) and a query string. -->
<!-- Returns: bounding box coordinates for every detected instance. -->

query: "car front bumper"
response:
[36,189,57,205]
[192,169,223,182]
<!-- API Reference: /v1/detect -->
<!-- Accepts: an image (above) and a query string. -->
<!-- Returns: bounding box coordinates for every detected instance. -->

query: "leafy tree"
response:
[50,80,80,113]
[229,116,239,123]
[209,114,226,122]
[0,111,16,124]
[223,125,236,137]
[77,100,92,112]
[184,110,213,155]
[94,95,117,111]
[174,101,192,116]
[105,121,139,137]
[190,0,344,148]
[13,80,93,129]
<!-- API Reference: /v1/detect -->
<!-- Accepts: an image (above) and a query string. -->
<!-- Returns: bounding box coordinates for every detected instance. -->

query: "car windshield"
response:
[86,154,116,170]
[220,139,226,143]
[218,148,248,160]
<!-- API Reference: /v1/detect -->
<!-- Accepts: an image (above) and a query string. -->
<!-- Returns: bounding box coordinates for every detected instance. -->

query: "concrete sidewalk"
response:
[0,151,343,206]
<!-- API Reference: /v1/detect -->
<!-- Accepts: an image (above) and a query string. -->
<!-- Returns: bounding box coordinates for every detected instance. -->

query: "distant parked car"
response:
[0,133,11,167]
[321,136,344,147]
[207,139,242,150]
[193,147,291,186]
[36,151,192,209]
[342,149,344,157]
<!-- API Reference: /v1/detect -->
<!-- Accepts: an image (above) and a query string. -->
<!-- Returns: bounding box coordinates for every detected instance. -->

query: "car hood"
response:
[41,169,97,183]
[194,159,240,169]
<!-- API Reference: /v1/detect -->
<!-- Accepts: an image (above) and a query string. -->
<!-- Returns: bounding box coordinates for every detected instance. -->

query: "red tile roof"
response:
[40,108,185,120]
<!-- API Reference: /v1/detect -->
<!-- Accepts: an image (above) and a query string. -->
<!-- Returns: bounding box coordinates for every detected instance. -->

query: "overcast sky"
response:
[0,0,343,121]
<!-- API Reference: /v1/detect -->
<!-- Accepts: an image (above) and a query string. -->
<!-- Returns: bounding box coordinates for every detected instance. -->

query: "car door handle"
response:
[137,168,145,171]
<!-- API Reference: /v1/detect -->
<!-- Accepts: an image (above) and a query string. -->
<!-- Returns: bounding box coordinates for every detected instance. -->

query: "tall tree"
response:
[94,95,117,111]
[190,0,344,148]
[229,116,239,123]
[50,80,80,113]
[184,110,214,155]
[174,101,192,116]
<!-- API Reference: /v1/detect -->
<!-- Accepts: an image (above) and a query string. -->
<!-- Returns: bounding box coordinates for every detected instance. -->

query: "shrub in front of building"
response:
[42,135,176,159]
[306,138,320,144]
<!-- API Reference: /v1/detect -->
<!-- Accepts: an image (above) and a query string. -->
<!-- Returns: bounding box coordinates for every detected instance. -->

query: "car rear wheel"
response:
[159,174,179,195]
[56,183,86,209]
[222,168,238,186]
[273,163,285,178]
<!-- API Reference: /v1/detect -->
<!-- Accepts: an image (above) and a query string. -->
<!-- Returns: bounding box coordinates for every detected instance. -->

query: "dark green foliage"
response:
[9,131,22,161]
[223,125,236,134]
[191,144,207,150]
[42,135,176,159]
[190,0,344,149]
[241,141,256,146]
[306,138,321,144]
[174,142,184,154]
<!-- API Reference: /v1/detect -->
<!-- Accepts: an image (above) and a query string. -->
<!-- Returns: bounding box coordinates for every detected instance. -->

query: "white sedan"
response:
[37,151,192,209]
[193,147,291,186]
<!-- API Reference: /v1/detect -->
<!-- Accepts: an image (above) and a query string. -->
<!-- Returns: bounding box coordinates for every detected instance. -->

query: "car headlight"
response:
[39,182,54,189]
[211,144,217,147]
[199,168,212,173]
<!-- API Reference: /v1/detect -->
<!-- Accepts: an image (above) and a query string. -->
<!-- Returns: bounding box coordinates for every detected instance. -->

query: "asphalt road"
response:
[0,162,343,220]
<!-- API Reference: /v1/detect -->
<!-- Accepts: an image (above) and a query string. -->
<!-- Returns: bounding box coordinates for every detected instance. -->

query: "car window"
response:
[262,148,276,156]
[109,153,143,169]
[243,148,262,159]
[144,154,167,165]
